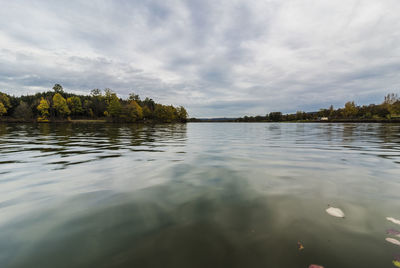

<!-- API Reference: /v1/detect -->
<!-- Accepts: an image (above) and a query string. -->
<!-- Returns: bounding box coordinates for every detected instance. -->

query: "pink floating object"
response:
[309,265,324,268]
[387,229,400,236]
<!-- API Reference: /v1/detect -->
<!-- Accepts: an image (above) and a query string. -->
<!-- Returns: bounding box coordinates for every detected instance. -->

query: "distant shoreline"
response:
[2,118,400,124]
[188,119,400,123]
[0,118,186,124]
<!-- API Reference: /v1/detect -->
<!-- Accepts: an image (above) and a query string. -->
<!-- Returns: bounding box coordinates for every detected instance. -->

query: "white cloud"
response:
[0,0,399,117]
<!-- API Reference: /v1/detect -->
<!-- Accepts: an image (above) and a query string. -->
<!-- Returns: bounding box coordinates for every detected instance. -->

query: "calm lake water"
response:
[1,123,400,268]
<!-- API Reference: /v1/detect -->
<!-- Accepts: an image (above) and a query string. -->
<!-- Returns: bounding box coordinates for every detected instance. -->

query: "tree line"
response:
[0,84,188,123]
[236,93,400,122]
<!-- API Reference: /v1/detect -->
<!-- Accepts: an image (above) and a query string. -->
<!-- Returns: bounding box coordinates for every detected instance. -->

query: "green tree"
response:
[105,93,122,118]
[0,92,11,116]
[383,93,400,115]
[0,102,6,117]
[296,111,306,120]
[143,97,155,111]
[104,88,114,105]
[13,101,32,119]
[329,105,334,117]
[53,84,64,93]
[0,92,11,109]
[89,89,106,117]
[342,101,358,118]
[268,112,282,121]
[67,96,83,115]
[37,97,50,119]
[142,106,152,119]
[391,101,400,115]
[154,105,178,122]
[177,106,188,122]
[129,93,141,102]
[53,93,70,117]
[83,100,94,117]
[123,100,143,122]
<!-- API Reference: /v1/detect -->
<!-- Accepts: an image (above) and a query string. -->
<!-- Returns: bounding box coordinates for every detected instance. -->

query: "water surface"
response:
[1,123,400,267]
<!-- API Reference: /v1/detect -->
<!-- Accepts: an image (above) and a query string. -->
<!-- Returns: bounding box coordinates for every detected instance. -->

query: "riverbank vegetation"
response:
[236,93,400,122]
[0,84,188,123]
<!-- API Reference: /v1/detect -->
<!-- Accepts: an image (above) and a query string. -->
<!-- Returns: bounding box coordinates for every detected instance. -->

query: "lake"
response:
[1,123,400,268]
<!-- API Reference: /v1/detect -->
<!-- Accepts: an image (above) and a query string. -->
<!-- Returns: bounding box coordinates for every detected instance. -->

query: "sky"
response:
[0,0,399,117]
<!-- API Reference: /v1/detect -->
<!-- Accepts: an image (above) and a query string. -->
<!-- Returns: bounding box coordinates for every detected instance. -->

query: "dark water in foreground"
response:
[1,123,400,268]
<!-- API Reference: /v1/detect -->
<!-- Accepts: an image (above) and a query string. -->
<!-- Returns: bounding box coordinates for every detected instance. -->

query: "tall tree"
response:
[123,100,143,122]
[129,93,141,102]
[0,102,6,117]
[89,89,105,117]
[177,106,188,122]
[53,84,64,93]
[105,93,122,118]
[269,112,283,121]
[67,96,83,115]
[53,93,70,117]
[343,101,358,118]
[0,92,11,116]
[13,101,32,119]
[37,98,50,119]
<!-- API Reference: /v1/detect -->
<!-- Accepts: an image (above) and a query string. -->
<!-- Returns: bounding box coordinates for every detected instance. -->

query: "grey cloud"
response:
[0,0,400,117]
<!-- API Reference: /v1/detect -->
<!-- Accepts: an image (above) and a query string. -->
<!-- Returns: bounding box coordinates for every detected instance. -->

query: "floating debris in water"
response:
[394,254,400,262]
[387,229,400,236]
[393,260,400,267]
[309,265,324,268]
[326,206,345,218]
[386,238,400,246]
[297,241,304,250]
[387,217,400,225]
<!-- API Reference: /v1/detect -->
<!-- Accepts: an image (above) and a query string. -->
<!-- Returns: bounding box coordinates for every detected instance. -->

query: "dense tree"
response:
[154,104,178,123]
[383,93,400,116]
[37,98,50,120]
[105,93,122,118]
[1,84,187,123]
[0,102,6,117]
[296,111,306,120]
[122,100,143,122]
[143,97,155,111]
[342,101,358,118]
[236,93,400,122]
[0,92,11,116]
[89,89,106,117]
[329,105,334,117]
[268,112,283,122]
[13,101,32,119]
[53,93,70,117]
[53,84,64,93]
[177,106,188,122]
[67,96,83,115]
[129,93,141,103]
[104,88,114,105]
[83,100,94,118]
[142,106,152,119]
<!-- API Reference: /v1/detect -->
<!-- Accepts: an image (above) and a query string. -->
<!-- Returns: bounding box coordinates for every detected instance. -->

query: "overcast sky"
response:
[0,0,399,117]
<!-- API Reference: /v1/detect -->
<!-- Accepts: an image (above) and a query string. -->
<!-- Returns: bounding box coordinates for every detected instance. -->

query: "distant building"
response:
[320,117,329,121]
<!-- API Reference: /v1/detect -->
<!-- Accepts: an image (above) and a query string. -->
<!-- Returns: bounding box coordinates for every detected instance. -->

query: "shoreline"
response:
[189,119,400,123]
[2,119,400,124]
[0,118,187,124]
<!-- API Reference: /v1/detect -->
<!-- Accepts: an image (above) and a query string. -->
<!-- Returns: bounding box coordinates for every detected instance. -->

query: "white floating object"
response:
[387,217,400,225]
[385,237,400,246]
[326,207,345,218]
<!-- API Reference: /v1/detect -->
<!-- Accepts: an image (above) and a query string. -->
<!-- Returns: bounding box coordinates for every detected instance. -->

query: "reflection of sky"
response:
[1,123,400,266]
[1,1,400,117]
[0,123,399,224]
